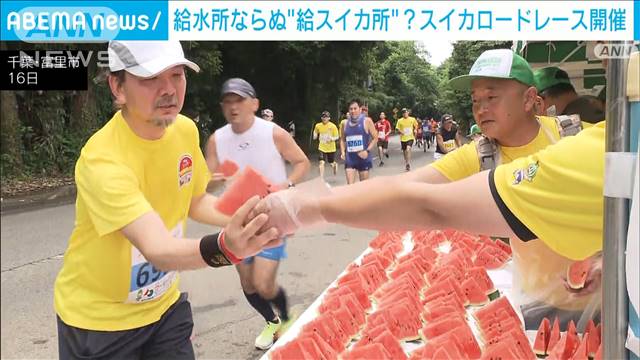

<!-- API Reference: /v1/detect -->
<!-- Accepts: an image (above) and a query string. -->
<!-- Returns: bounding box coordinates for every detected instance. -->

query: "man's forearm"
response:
[317,172,515,237]
[288,160,310,185]
[189,193,230,227]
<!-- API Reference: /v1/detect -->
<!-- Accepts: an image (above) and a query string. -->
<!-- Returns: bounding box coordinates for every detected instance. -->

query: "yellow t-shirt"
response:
[431,116,562,181]
[314,122,339,153]
[492,121,605,261]
[338,119,347,139]
[54,111,210,331]
[396,117,418,142]
[492,122,605,309]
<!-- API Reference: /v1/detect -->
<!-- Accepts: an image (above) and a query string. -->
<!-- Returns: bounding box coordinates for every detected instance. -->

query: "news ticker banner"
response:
[0,1,638,42]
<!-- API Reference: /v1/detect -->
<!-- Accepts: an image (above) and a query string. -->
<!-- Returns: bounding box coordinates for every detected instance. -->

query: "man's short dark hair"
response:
[540,82,577,99]
[348,99,362,107]
[562,95,605,124]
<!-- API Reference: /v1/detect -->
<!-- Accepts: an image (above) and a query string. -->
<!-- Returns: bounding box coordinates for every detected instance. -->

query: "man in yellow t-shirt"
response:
[395,108,419,171]
[313,111,339,178]
[54,41,279,359]
[263,49,600,331]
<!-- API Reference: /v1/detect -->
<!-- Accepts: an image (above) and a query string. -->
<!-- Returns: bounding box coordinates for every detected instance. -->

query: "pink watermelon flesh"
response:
[567,258,592,289]
[474,245,510,269]
[460,277,489,306]
[343,343,392,360]
[584,320,601,357]
[421,314,466,339]
[270,340,311,360]
[301,332,338,360]
[480,341,520,360]
[493,238,513,256]
[373,330,408,360]
[533,317,551,356]
[466,266,497,294]
[217,159,239,177]
[593,340,602,360]
[215,166,272,215]
[297,338,326,359]
[547,317,562,353]
[449,324,482,358]
[569,332,589,360]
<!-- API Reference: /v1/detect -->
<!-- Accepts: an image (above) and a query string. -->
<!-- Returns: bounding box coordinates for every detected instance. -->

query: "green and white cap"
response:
[448,49,535,90]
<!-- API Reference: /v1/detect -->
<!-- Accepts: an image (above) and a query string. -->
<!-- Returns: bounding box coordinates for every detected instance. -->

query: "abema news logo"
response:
[1,1,168,42]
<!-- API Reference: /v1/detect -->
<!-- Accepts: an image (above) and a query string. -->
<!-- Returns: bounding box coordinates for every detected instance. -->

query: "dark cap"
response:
[321,111,331,118]
[221,78,256,99]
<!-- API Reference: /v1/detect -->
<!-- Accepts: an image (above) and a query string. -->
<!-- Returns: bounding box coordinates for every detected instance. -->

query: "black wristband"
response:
[200,232,232,267]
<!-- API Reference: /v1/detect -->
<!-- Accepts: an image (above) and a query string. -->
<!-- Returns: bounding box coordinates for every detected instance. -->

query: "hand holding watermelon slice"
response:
[562,254,602,298]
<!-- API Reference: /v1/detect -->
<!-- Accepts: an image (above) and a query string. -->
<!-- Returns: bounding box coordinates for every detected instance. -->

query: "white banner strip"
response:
[168,1,635,41]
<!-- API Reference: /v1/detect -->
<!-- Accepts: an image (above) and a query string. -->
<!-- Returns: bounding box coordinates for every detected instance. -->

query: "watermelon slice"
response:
[460,277,489,306]
[269,340,311,360]
[301,317,345,352]
[325,279,371,310]
[584,320,600,357]
[427,265,464,285]
[533,317,551,356]
[480,341,520,360]
[424,276,468,305]
[297,337,326,359]
[217,159,239,177]
[342,343,392,360]
[362,250,394,270]
[473,296,519,325]
[569,332,589,360]
[593,340,602,360]
[482,317,521,341]
[567,258,592,289]
[500,328,537,360]
[449,324,482,358]
[215,166,273,216]
[547,317,562,354]
[300,332,338,360]
[422,304,463,322]
[417,332,466,359]
[421,314,467,339]
[474,245,510,269]
[547,331,579,360]
[493,238,513,256]
[372,330,408,359]
[330,306,359,338]
[466,266,497,294]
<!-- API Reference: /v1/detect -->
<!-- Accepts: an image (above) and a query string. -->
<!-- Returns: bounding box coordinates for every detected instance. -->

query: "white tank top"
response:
[214,117,288,184]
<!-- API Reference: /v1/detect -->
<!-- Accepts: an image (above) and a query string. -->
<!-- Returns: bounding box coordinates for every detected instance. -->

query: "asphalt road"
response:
[0,135,436,360]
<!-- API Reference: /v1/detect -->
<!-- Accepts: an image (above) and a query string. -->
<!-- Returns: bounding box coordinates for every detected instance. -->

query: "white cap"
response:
[108,40,200,78]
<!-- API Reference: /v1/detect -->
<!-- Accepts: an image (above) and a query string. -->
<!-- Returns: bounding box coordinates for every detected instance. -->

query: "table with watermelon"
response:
[261,230,603,360]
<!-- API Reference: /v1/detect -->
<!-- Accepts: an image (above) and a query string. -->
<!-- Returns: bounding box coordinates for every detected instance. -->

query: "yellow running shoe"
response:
[276,311,299,339]
[254,319,281,350]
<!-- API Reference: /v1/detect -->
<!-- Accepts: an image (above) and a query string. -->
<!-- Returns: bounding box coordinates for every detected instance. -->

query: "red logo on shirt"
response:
[178,154,193,187]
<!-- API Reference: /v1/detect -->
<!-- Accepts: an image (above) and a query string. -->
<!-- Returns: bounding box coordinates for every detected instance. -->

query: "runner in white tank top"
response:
[205,78,310,350]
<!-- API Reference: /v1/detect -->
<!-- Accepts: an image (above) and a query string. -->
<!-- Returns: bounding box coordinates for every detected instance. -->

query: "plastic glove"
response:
[253,177,331,236]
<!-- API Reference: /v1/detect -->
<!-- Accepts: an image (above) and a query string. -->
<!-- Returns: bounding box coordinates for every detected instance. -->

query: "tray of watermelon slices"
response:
[262,230,603,360]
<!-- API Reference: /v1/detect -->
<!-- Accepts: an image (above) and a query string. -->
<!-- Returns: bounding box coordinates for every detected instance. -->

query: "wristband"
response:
[199,232,237,267]
[218,231,243,264]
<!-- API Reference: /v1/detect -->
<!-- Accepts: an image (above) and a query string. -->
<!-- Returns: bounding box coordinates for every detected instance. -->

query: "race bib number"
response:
[403,128,413,136]
[125,223,183,303]
[346,135,364,152]
[378,130,386,139]
[319,133,331,144]
[443,140,457,151]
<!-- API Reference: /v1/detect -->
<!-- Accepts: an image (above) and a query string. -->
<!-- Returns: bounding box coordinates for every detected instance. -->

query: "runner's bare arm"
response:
[273,125,310,186]
[436,133,446,153]
[122,197,278,271]
[316,170,517,238]
[205,133,227,184]
[365,118,378,151]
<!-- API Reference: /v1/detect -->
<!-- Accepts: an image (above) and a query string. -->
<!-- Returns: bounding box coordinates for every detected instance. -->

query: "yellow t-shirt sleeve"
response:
[429,142,481,181]
[75,154,152,237]
[331,124,339,139]
[491,122,605,260]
